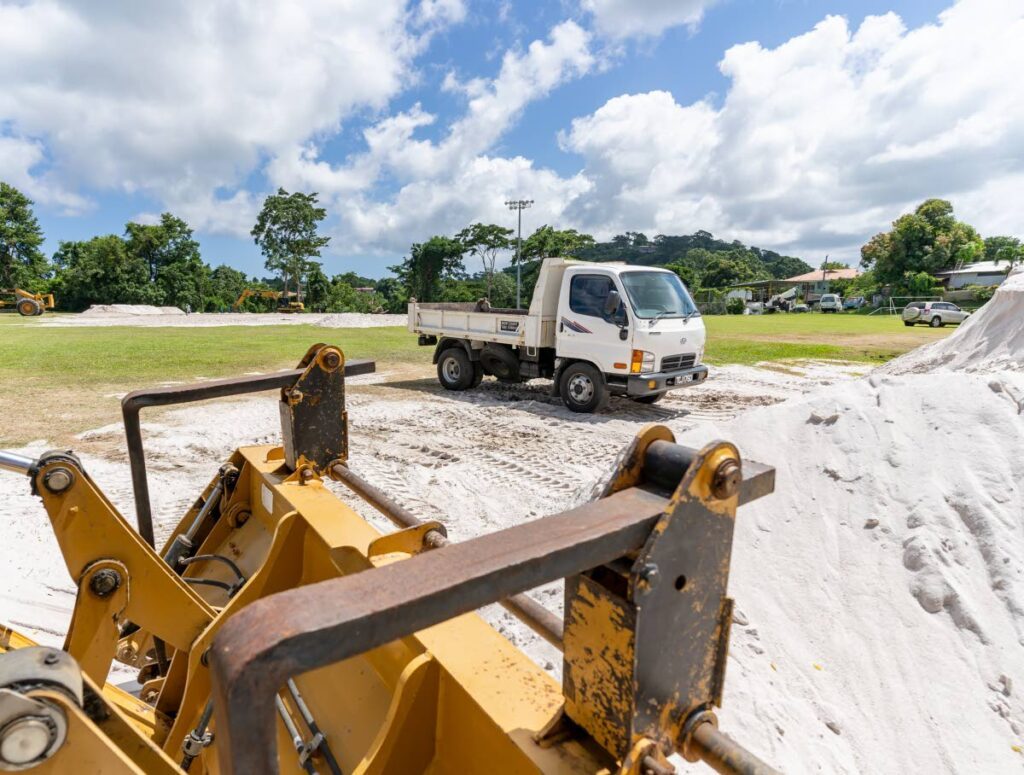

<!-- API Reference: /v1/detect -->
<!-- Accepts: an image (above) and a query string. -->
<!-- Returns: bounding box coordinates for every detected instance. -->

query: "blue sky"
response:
[2,0,1020,279]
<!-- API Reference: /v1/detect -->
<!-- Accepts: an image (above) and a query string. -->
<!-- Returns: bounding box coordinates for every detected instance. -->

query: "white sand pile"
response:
[315,312,406,328]
[692,371,1024,773]
[885,269,1024,374]
[683,275,1024,771]
[81,304,184,316]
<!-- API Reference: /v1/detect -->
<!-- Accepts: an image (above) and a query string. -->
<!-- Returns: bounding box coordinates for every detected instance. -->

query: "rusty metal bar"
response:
[691,723,781,775]
[210,486,671,774]
[333,463,564,649]
[122,360,375,547]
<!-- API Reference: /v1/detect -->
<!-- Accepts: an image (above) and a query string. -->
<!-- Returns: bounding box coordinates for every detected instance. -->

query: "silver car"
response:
[902,301,970,327]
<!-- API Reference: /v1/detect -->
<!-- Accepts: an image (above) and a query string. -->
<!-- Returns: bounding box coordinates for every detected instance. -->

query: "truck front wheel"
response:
[437,348,477,391]
[559,363,608,414]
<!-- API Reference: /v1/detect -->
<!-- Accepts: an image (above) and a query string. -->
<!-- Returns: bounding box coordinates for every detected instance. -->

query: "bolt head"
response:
[711,459,741,500]
[322,350,342,369]
[0,717,54,765]
[43,467,74,494]
[89,569,122,597]
[636,562,660,595]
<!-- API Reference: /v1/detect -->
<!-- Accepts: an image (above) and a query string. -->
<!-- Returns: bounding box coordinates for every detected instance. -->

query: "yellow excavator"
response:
[0,344,779,774]
[231,289,304,313]
[0,288,55,316]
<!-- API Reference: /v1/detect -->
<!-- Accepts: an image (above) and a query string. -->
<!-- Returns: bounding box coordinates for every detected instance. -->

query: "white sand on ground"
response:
[36,309,407,328]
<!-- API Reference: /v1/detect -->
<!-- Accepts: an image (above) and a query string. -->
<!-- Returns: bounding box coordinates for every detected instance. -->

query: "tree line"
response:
[5,177,1016,315]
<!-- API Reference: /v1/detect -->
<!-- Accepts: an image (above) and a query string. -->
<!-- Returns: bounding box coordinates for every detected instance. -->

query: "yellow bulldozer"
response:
[0,344,779,774]
[231,289,304,313]
[0,288,55,316]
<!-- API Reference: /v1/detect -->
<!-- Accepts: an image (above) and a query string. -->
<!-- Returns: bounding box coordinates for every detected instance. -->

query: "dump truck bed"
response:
[408,302,542,347]
[407,258,573,349]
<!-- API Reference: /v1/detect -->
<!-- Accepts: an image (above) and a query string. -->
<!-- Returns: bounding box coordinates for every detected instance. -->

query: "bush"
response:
[726,297,746,315]
[963,284,996,302]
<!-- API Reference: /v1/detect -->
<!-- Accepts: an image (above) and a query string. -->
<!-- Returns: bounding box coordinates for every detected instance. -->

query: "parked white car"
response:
[902,301,970,327]
[819,293,843,313]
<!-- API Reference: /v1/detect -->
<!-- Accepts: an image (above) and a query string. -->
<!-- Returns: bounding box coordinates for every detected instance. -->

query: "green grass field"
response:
[0,312,949,444]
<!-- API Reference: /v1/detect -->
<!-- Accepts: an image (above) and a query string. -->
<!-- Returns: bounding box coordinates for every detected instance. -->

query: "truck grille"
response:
[661,353,696,371]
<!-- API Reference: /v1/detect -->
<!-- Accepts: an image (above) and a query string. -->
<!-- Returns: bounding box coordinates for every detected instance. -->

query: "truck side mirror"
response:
[603,289,621,318]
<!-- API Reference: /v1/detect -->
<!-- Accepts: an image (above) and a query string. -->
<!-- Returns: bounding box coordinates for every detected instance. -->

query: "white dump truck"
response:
[408,258,709,412]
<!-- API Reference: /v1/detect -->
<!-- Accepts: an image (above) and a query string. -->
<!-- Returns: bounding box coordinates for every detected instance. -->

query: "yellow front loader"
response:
[0,344,778,775]
[231,288,304,313]
[0,288,55,316]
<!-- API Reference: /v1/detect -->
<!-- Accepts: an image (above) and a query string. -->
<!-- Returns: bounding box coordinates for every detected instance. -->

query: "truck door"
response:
[556,271,629,373]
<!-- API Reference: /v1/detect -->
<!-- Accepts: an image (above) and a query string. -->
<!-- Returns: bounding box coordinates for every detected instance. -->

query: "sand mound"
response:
[81,304,185,316]
[683,273,1024,771]
[885,269,1024,374]
[315,313,407,328]
[690,370,1024,773]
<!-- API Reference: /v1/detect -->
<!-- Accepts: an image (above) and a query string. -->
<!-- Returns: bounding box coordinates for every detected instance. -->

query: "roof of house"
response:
[783,268,860,283]
[934,261,1010,276]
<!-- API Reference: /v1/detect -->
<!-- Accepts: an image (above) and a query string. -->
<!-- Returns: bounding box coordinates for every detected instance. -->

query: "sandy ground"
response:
[29,311,407,328]
[2,339,1023,772]
[0,363,863,678]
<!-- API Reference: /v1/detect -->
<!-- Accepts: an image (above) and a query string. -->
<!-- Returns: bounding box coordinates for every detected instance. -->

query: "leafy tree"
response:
[984,236,1023,265]
[125,214,200,282]
[664,262,701,290]
[457,222,512,299]
[51,235,158,310]
[207,264,250,311]
[701,256,757,288]
[251,188,330,304]
[304,264,331,311]
[520,225,595,262]
[0,182,48,290]
[821,259,846,270]
[861,199,984,286]
[374,277,407,313]
[390,236,465,302]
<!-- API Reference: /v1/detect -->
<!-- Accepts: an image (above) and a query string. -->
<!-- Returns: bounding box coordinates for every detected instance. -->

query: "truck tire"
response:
[559,362,608,414]
[632,392,664,405]
[903,321,915,327]
[17,299,40,317]
[437,347,476,391]
[929,316,943,328]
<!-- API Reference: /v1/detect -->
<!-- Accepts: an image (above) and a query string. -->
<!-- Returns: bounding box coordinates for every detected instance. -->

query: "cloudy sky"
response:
[1,0,1021,277]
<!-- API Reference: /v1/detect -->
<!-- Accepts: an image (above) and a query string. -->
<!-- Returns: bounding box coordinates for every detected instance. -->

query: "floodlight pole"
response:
[505,199,533,309]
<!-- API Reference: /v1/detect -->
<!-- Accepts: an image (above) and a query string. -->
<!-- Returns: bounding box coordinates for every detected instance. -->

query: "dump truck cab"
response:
[410,258,708,412]
[550,262,707,408]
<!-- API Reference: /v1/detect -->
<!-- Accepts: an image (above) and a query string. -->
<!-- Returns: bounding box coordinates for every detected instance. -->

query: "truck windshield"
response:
[620,272,699,319]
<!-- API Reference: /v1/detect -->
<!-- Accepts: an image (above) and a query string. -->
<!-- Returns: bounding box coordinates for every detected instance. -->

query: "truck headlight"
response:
[631,350,655,374]
[696,346,704,363]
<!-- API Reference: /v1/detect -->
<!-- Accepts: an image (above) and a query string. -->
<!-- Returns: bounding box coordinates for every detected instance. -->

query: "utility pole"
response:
[505,199,533,309]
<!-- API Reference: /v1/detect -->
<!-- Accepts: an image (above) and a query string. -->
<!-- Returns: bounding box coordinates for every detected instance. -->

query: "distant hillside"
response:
[575,230,813,289]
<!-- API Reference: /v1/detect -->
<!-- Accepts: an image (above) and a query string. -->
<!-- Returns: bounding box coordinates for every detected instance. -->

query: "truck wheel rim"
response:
[568,374,594,403]
[443,357,461,381]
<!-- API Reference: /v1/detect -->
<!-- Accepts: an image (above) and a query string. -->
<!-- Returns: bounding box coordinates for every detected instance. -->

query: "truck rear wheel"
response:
[559,363,608,414]
[437,348,476,391]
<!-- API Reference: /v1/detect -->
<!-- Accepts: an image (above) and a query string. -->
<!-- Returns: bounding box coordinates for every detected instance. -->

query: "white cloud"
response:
[562,0,1024,260]
[0,135,88,212]
[581,0,719,39]
[274,20,596,252]
[0,0,458,233]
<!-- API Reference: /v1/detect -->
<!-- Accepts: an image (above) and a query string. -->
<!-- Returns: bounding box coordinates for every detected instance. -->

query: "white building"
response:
[934,261,1010,289]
